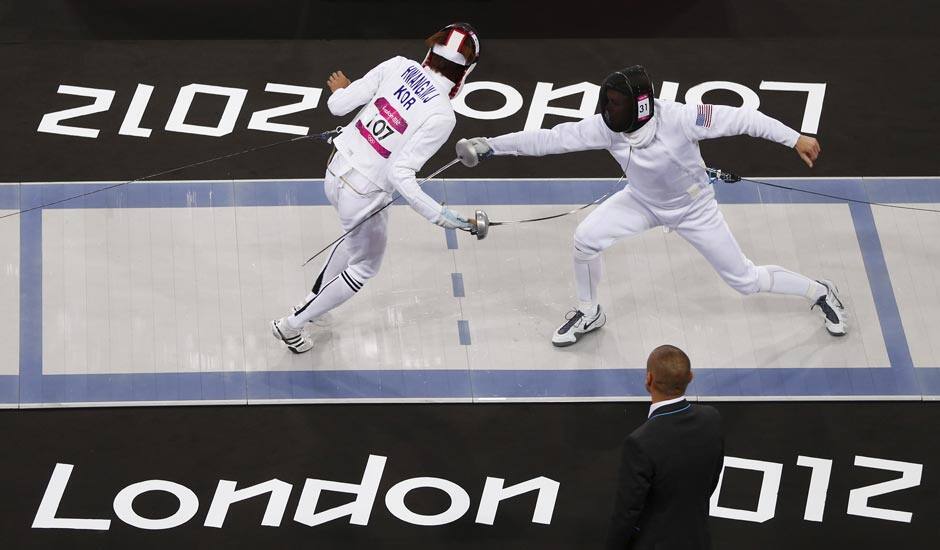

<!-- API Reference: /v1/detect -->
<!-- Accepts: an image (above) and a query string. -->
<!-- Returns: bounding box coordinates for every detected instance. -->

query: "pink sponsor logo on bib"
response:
[375,97,408,133]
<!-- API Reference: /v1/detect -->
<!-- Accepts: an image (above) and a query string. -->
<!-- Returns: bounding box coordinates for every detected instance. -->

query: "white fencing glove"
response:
[455,137,494,167]
[434,206,472,230]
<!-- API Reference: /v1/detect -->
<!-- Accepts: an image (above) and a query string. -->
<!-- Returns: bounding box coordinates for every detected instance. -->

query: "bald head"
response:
[646,345,692,398]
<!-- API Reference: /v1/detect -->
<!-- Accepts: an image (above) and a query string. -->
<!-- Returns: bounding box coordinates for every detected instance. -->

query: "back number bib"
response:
[355,97,409,158]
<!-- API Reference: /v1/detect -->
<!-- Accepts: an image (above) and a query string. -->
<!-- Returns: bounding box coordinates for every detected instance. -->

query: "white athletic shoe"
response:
[271,317,313,354]
[812,279,847,337]
[552,306,607,347]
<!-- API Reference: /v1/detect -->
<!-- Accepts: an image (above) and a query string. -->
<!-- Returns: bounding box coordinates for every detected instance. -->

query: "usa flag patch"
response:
[696,104,713,128]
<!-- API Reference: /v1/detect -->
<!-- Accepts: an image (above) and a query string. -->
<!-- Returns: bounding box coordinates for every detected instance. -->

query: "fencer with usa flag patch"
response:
[459,65,845,346]
[272,26,480,354]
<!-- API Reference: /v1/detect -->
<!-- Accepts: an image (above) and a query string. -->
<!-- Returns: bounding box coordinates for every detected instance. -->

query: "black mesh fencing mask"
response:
[599,66,655,133]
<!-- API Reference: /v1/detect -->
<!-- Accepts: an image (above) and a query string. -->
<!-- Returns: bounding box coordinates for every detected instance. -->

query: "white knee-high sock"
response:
[757,265,826,301]
[288,269,363,328]
[574,255,603,315]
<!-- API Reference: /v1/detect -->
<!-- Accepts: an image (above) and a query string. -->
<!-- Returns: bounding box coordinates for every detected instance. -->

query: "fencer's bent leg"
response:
[287,177,390,328]
[553,189,658,346]
[308,238,351,298]
[293,173,354,310]
[572,243,603,315]
[288,209,388,328]
[309,171,354,296]
[572,188,658,313]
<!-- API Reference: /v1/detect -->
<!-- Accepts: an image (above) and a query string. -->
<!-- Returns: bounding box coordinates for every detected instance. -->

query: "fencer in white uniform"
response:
[457,65,846,347]
[272,23,481,353]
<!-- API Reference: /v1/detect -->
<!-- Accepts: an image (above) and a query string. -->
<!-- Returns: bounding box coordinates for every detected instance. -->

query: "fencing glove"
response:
[434,206,472,230]
[455,137,494,167]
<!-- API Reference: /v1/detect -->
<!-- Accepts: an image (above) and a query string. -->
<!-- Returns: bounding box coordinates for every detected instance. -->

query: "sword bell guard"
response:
[471,209,489,240]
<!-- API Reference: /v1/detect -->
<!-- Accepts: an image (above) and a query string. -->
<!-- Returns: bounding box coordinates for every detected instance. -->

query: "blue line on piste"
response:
[451,273,465,297]
[457,320,471,346]
[18,187,43,404]
[0,376,18,403]
[849,203,914,369]
[8,366,935,404]
[444,228,458,249]
[2,178,939,210]
[7,177,940,403]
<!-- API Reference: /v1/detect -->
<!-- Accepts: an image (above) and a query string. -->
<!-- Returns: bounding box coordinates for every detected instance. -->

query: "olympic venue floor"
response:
[1,176,939,407]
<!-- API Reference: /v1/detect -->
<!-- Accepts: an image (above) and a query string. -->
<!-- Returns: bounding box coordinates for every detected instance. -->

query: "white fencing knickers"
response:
[571,185,826,314]
[287,152,389,329]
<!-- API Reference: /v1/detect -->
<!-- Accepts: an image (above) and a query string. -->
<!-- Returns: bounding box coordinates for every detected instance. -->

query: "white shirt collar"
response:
[426,68,456,90]
[648,395,686,418]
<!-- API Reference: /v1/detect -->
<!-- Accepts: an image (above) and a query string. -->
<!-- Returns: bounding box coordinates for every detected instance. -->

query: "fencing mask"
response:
[422,22,480,99]
[599,65,655,133]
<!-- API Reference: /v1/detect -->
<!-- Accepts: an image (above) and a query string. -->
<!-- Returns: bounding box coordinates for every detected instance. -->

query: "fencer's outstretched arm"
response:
[326,57,400,116]
[390,113,470,229]
[485,115,613,157]
[679,103,821,167]
[680,103,801,147]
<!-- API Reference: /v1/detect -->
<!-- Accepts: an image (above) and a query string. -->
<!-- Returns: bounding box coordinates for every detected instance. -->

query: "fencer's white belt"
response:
[327,149,384,197]
[331,169,381,196]
[685,183,704,199]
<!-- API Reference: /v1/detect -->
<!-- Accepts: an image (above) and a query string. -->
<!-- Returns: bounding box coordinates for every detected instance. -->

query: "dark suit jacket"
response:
[606,399,724,550]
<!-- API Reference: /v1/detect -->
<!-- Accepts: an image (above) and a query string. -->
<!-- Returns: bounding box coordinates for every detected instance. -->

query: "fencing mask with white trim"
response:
[422,22,480,99]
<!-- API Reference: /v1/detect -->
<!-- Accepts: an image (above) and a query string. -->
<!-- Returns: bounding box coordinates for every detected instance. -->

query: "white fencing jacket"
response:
[329,56,457,221]
[488,100,800,208]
